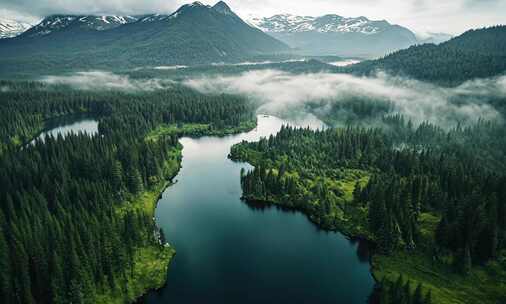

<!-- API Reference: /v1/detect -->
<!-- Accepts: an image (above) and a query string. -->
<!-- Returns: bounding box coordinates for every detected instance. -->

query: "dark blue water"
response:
[144,115,375,304]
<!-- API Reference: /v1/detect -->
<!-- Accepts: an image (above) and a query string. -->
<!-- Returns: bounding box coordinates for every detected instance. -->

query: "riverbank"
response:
[95,145,181,303]
[140,115,374,304]
[108,120,259,303]
[145,120,257,142]
[230,141,506,304]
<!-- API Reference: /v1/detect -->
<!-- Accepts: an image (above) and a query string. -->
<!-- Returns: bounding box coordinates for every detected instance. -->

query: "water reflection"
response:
[144,115,375,304]
[30,115,98,145]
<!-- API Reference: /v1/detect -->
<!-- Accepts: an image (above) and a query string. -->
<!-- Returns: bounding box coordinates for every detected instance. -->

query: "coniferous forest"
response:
[0,81,256,304]
[346,26,506,86]
[0,2,505,304]
[231,116,506,304]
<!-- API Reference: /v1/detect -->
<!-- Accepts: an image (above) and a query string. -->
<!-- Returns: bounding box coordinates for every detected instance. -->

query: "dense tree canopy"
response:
[0,82,256,304]
[231,116,506,303]
[347,26,506,85]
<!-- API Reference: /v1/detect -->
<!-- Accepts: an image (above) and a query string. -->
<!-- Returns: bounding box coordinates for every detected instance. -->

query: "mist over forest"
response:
[41,69,506,129]
[1,2,506,304]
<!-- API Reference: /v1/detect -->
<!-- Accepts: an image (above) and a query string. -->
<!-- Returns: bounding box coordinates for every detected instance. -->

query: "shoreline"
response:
[132,119,259,303]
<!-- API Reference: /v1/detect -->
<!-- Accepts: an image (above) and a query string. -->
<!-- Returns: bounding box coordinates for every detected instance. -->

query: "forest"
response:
[346,26,506,86]
[230,114,506,303]
[0,81,256,304]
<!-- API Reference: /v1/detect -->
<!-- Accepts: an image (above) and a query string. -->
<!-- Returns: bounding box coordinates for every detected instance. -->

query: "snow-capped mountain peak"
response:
[140,1,236,23]
[77,15,138,30]
[24,15,139,37]
[140,14,170,22]
[0,18,32,39]
[249,14,391,35]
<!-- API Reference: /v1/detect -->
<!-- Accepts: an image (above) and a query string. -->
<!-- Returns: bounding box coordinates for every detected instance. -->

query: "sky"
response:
[0,0,504,35]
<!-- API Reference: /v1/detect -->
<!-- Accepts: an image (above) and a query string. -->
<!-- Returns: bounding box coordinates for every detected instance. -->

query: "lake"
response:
[143,115,375,304]
[30,115,98,144]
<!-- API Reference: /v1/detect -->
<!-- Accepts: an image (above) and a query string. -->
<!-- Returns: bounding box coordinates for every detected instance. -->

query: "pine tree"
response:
[462,242,472,274]
[111,160,124,192]
[11,236,34,304]
[424,290,433,304]
[403,280,412,304]
[352,181,362,204]
[0,227,13,303]
[127,168,144,195]
[49,252,66,304]
[413,283,424,304]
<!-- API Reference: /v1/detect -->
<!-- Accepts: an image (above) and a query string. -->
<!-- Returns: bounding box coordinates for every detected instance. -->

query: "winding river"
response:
[143,115,375,304]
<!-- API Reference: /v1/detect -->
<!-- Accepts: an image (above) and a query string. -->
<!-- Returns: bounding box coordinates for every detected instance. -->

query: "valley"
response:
[142,115,375,304]
[0,1,505,304]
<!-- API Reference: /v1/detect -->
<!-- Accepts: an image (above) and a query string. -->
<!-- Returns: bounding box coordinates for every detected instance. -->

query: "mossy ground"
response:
[372,251,506,304]
[372,209,506,304]
[97,135,183,303]
[100,171,179,303]
[146,120,257,142]
[97,121,258,303]
[95,246,175,304]
[233,143,506,304]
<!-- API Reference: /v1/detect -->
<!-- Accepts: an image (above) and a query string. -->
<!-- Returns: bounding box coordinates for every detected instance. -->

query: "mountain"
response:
[0,1,289,76]
[249,14,418,58]
[346,26,506,85]
[22,15,138,37]
[0,18,32,39]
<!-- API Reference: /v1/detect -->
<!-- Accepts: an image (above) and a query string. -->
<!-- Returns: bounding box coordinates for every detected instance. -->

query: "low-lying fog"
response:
[185,70,505,127]
[41,70,506,128]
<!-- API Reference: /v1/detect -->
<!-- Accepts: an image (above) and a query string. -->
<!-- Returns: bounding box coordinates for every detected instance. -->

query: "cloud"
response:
[1,0,505,34]
[42,71,174,91]
[184,70,504,127]
[0,0,185,17]
[39,69,505,128]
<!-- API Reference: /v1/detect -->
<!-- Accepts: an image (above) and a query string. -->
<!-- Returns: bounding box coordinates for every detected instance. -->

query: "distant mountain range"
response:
[0,3,457,75]
[0,1,289,75]
[346,26,506,85]
[23,15,138,37]
[0,1,500,83]
[0,19,32,39]
[248,14,419,58]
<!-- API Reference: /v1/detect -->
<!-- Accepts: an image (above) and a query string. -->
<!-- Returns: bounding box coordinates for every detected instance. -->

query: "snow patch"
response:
[0,19,32,38]
[249,14,387,34]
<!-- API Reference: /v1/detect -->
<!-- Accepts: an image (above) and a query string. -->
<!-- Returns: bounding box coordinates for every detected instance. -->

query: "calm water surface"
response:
[144,115,375,304]
[30,116,98,144]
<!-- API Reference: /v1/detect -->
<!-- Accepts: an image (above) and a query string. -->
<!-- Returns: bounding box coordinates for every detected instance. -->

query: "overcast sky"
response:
[0,0,505,35]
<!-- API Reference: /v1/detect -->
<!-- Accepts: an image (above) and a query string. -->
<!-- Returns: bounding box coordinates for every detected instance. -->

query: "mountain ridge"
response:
[248,13,418,58]
[345,25,506,85]
[21,15,139,37]
[0,18,32,39]
[249,14,395,35]
[0,1,290,76]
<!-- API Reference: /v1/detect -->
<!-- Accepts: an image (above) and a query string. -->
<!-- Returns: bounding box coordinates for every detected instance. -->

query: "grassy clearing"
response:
[373,211,506,304]
[146,120,257,142]
[102,176,178,303]
[100,142,183,303]
[233,143,506,304]
[96,182,176,304]
[329,169,372,237]
[332,173,506,304]
[95,246,175,304]
[100,121,258,303]
[372,251,506,304]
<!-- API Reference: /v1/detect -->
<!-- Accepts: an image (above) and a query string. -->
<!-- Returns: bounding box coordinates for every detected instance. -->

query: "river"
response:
[143,115,375,304]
